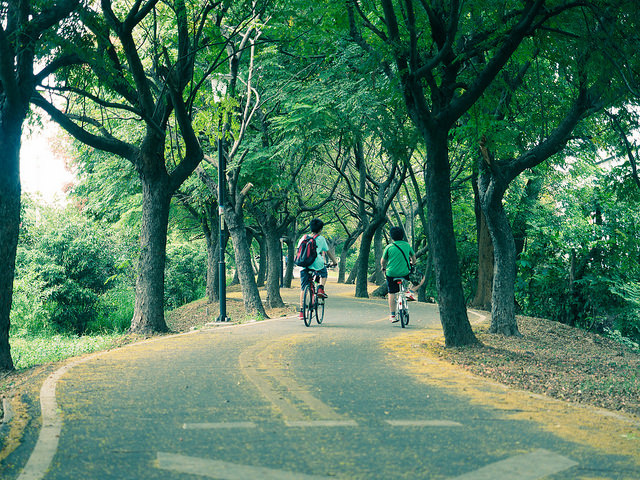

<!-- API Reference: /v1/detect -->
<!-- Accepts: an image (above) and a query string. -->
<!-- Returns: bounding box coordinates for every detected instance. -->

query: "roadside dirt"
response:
[426,313,640,418]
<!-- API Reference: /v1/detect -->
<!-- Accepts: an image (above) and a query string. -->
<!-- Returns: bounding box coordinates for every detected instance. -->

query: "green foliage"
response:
[515,163,640,343]
[609,282,640,344]
[164,240,207,310]
[12,200,133,336]
[10,267,50,337]
[88,286,134,334]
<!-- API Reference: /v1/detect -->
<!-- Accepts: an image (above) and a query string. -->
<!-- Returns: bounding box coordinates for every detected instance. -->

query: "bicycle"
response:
[393,277,410,328]
[302,268,325,327]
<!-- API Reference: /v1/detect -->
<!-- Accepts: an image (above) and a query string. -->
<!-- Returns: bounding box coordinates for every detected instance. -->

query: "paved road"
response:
[5,285,640,479]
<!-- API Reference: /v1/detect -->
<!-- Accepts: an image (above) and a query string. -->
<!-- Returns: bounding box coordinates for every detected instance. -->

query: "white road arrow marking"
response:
[156,452,335,480]
[450,449,578,480]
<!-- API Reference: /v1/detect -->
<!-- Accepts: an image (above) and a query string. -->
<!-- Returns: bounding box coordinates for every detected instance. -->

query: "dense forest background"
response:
[2,0,639,371]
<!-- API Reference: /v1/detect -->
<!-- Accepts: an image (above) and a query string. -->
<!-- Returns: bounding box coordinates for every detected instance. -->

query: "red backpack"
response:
[294,234,319,267]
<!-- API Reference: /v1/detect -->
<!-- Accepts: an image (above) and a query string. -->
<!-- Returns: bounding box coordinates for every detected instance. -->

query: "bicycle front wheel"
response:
[302,287,314,327]
[316,297,325,324]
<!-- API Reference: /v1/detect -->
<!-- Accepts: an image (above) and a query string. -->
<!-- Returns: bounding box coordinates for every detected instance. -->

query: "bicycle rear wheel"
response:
[400,307,408,328]
[302,287,314,327]
[316,297,325,324]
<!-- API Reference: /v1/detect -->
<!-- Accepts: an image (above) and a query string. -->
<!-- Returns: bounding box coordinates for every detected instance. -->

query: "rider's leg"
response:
[388,292,396,315]
[299,269,311,318]
[386,275,399,322]
[317,266,329,298]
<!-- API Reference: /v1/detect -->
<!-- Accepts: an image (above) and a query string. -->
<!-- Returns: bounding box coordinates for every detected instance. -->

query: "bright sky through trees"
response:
[20,122,74,201]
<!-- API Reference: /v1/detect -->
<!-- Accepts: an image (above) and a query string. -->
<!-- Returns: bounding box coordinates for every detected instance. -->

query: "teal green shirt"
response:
[297,234,329,270]
[382,240,415,278]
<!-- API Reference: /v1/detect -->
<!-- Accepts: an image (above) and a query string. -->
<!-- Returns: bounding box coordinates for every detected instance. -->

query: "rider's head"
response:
[390,226,405,241]
[310,218,324,234]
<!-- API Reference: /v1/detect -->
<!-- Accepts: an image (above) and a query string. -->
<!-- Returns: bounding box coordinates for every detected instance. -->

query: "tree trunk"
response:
[283,238,294,288]
[512,177,543,258]
[477,166,521,337]
[471,208,494,310]
[264,229,285,309]
[484,198,520,336]
[354,227,376,298]
[0,123,22,371]
[255,233,266,287]
[417,252,432,302]
[424,131,477,346]
[225,208,267,317]
[346,257,358,284]
[129,176,172,334]
[338,235,356,283]
[373,226,385,285]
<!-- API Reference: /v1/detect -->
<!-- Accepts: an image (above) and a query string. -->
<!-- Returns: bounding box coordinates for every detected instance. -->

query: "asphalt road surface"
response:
[5,287,639,479]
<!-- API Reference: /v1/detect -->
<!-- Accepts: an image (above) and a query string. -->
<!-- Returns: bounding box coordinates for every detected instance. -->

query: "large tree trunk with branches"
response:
[0,0,80,371]
[478,87,603,335]
[130,174,172,333]
[225,206,267,317]
[264,229,285,308]
[354,223,377,297]
[423,131,477,346]
[0,124,22,371]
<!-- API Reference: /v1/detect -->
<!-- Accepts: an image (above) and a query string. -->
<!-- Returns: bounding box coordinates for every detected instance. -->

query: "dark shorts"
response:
[386,275,407,294]
[300,267,328,290]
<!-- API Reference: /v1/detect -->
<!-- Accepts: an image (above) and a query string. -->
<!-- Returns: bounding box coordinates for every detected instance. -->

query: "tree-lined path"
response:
[8,283,639,479]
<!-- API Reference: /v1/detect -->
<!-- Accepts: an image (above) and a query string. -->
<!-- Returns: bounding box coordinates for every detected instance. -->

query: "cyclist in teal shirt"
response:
[297,218,338,320]
[381,227,416,323]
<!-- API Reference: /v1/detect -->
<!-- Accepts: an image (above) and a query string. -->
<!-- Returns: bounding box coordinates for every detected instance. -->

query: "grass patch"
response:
[9,334,127,370]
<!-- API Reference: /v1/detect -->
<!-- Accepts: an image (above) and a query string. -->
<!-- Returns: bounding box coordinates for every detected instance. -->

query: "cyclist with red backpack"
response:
[295,218,338,320]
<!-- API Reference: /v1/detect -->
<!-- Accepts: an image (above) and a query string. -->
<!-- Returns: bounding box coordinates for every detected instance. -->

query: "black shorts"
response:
[386,275,407,294]
[300,266,328,290]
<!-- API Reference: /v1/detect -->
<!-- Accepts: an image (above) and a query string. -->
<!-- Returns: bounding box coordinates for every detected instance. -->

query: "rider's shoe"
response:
[298,309,304,320]
[390,314,398,323]
[317,287,328,298]
[406,290,417,301]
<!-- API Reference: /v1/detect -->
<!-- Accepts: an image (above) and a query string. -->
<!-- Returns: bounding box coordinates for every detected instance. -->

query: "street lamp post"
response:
[217,137,230,322]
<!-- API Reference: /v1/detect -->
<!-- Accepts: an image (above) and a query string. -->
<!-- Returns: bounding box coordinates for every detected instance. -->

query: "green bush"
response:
[609,282,640,343]
[87,286,134,333]
[12,202,128,336]
[164,241,207,309]
[515,174,640,343]
[10,265,51,336]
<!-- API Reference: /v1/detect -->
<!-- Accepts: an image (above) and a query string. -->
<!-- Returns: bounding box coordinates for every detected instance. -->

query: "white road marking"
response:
[17,353,102,480]
[285,420,358,427]
[450,449,577,480]
[16,318,292,480]
[183,422,257,429]
[386,419,463,427]
[239,336,354,425]
[156,452,335,480]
